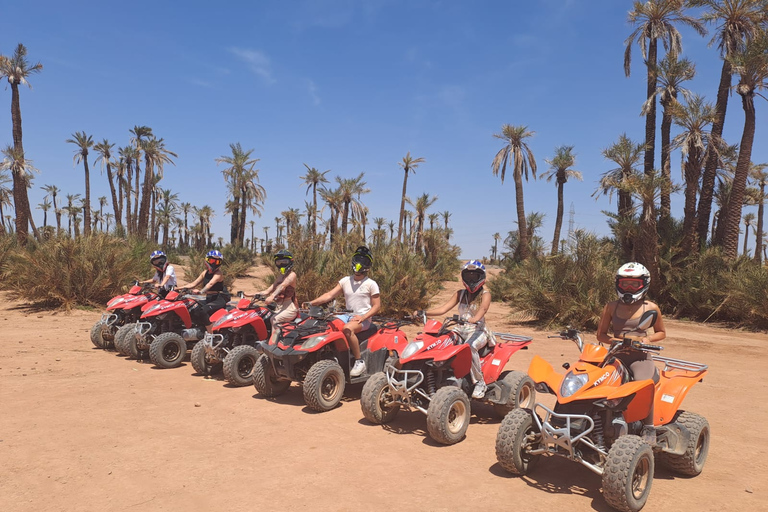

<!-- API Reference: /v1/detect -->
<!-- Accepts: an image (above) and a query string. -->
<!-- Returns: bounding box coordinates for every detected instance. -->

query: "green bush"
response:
[0,234,149,309]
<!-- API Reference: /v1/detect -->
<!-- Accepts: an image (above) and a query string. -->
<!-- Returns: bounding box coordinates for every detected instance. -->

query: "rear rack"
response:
[493,332,533,343]
[652,355,708,372]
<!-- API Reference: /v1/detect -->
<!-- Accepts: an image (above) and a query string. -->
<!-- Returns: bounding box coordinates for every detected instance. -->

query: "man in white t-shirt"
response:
[142,250,177,295]
[307,246,380,377]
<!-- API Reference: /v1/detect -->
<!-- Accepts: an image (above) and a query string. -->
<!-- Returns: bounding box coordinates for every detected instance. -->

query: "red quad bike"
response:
[191,293,277,387]
[114,290,165,356]
[124,288,220,368]
[495,310,710,512]
[361,314,536,445]
[252,304,409,412]
[90,282,161,350]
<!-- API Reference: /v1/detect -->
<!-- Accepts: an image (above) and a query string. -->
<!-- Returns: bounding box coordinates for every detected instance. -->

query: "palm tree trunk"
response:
[743,223,749,256]
[513,164,530,261]
[755,184,764,264]
[644,40,658,177]
[697,61,732,249]
[138,158,152,239]
[133,160,141,234]
[124,163,133,236]
[342,201,350,235]
[238,188,247,245]
[398,170,408,243]
[723,91,756,258]
[680,146,701,253]
[105,161,121,232]
[312,184,318,240]
[10,82,30,245]
[659,98,673,231]
[551,180,564,256]
[82,159,92,236]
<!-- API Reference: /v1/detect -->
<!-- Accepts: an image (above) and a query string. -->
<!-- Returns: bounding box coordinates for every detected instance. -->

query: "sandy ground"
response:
[1,265,767,512]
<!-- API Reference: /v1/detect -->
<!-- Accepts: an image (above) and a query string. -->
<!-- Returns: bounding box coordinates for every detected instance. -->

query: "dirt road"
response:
[1,270,766,512]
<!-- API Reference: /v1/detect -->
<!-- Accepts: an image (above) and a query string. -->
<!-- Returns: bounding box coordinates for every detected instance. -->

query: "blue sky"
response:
[2,0,766,259]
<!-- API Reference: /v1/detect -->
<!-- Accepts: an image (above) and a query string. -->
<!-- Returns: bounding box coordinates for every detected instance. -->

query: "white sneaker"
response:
[350,359,366,377]
[472,382,487,399]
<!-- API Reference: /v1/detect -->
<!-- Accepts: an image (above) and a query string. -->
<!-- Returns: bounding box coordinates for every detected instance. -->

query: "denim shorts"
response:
[335,314,372,330]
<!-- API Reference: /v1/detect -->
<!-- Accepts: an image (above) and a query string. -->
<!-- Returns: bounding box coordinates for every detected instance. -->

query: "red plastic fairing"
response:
[480,340,533,382]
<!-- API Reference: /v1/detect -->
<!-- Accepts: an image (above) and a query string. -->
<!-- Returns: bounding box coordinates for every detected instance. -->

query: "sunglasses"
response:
[617,278,644,293]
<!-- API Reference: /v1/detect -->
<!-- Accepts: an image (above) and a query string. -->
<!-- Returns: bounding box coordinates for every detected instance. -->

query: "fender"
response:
[480,341,532,382]
[367,328,408,355]
[209,308,228,324]
[141,300,193,328]
[654,367,708,425]
[580,343,608,364]
[142,298,161,312]
[528,355,564,393]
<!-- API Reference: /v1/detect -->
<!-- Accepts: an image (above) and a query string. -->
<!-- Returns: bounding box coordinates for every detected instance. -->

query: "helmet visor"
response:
[617,277,644,294]
[275,258,291,268]
[206,257,222,266]
[352,254,371,272]
[151,256,166,267]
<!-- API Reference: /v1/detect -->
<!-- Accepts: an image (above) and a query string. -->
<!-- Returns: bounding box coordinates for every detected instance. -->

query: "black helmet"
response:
[351,246,373,274]
[150,250,168,272]
[274,249,294,275]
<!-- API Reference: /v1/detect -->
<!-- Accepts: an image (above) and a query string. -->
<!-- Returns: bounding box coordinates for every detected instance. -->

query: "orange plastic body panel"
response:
[653,367,708,425]
[580,343,608,363]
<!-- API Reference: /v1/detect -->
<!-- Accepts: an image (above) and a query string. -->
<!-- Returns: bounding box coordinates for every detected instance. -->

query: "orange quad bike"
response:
[495,310,710,512]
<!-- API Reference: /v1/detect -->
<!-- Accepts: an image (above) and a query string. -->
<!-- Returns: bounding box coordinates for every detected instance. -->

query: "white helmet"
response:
[616,262,650,304]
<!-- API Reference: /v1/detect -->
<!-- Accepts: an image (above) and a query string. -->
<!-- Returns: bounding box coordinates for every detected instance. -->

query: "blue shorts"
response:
[336,314,372,331]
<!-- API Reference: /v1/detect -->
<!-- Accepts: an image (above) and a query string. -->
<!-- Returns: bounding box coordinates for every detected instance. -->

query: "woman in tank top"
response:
[255,249,299,343]
[596,262,666,446]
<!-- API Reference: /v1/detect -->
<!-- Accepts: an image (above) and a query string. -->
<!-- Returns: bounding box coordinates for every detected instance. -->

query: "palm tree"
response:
[722,35,768,258]
[397,152,426,243]
[157,188,178,247]
[0,44,42,244]
[0,145,39,240]
[428,213,439,231]
[66,131,94,236]
[41,184,61,234]
[105,212,113,233]
[643,54,695,224]
[542,145,582,255]
[0,171,12,236]
[406,193,438,254]
[742,211,756,255]
[97,196,108,231]
[387,220,395,241]
[249,220,256,252]
[492,124,537,260]
[670,94,720,252]
[138,136,176,239]
[336,173,369,236]
[624,0,705,178]
[320,186,343,245]
[596,134,644,261]
[64,193,81,237]
[118,145,140,235]
[442,210,451,240]
[129,126,152,233]
[300,164,330,241]
[35,198,50,228]
[262,226,270,252]
[93,139,121,234]
[749,164,768,263]
[217,143,264,246]
[694,0,766,248]
[492,232,501,262]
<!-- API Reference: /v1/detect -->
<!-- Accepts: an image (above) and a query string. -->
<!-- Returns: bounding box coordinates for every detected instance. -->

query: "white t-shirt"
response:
[153,265,177,290]
[339,275,380,316]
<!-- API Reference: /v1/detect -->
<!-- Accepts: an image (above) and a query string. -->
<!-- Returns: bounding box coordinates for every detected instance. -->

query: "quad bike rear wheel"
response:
[149,332,187,369]
[493,370,536,418]
[90,320,106,348]
[495,408,541,475]
[361,372,400,424]
[427,386,471,445]
[223,345,260,387]
[253,354,291,397]
[303,359,345,412]
[190,339,223,376]
[602,435,654,512]
[658,411,710,476]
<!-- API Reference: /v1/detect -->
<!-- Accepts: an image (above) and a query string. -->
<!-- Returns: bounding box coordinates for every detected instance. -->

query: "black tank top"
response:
[203,271,224,293]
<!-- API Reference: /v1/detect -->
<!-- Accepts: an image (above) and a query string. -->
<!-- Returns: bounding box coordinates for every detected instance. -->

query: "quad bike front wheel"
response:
[149,332,187,369]
[603,435,655,512]
[90,320,106,348]
[303,359,345,412]
[190,340,222,376]
[427,386,471,445]
[495,408,541,475]
[123,327,148,360]
[361,372,400,424]
[114,324,135,356]
[223,345,260,387]
[493,370,536,418]
[252,354,291,397]
[658,411,710,476]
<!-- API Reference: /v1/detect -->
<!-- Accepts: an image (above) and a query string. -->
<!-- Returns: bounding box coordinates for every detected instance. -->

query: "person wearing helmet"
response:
[307,246,380,377]
[414,260,494,399]
[255,250,299,343]
[184,250,229,333]
[141,250,177,296]
[596,261,667,446]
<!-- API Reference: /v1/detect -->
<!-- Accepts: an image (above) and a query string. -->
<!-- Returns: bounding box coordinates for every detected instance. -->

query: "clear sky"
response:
[2,0,765,259]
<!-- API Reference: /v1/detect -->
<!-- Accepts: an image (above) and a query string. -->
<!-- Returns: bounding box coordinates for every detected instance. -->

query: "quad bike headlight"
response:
[400,341,424,359]
[301,335,327,350]
[560,372,589,397]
